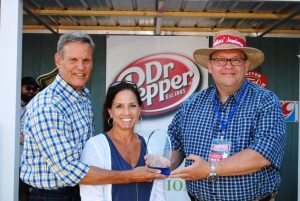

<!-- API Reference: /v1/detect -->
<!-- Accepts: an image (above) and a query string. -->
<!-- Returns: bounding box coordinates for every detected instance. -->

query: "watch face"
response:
[208,174,217,182]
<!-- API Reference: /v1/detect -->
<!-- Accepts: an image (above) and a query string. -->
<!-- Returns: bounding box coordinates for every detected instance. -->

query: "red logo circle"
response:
[113,53,200,115]
[246,71,267,88]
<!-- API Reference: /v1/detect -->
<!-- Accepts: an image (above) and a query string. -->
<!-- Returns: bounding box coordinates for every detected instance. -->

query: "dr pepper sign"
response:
[113,53,200,116]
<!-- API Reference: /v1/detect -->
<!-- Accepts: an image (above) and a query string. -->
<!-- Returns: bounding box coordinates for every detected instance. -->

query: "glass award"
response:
[146,129,172,175]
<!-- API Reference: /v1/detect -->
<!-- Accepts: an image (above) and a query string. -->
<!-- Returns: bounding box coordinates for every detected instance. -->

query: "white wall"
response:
[0,0,23,201]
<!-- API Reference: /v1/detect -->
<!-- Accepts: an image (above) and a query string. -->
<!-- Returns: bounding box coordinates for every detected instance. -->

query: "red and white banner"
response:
[107,35,208,201]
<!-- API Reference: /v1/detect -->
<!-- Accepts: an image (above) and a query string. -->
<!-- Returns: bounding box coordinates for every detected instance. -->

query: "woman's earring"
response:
[108,117,114,127]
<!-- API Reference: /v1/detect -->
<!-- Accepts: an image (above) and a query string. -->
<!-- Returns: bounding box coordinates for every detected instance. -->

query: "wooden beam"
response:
[23,25,155,31]
[23,24,300,34]
[259,7,300,37]
[23,6,58,35]
[28,9,157,17]
[26,9,300,20]
[164,11,300,20]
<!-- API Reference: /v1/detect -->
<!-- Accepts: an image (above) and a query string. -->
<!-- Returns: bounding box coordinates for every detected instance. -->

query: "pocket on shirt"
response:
[231,116,254,153]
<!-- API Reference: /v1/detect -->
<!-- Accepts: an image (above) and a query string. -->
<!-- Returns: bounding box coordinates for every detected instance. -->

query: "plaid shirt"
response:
[169,79,286,201]
[20,75,95,189]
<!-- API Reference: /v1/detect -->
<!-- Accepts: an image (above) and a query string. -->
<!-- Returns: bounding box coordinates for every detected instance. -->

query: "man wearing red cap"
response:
[168,30,286,201]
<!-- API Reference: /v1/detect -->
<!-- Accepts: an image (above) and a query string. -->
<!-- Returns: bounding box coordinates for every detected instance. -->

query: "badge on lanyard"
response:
[209,138,231,162]
[209,82,248,162]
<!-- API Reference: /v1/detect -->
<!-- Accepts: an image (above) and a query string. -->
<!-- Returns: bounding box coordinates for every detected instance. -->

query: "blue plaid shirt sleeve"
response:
[29,105,89,186]
[249,92,286,169]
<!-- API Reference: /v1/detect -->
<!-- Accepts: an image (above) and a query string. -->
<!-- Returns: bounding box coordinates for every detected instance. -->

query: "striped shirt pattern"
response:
[20,75,94,189]
[168,79,286,201]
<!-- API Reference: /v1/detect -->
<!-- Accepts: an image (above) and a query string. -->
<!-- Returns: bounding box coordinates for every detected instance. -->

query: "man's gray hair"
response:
[57,32,95,56]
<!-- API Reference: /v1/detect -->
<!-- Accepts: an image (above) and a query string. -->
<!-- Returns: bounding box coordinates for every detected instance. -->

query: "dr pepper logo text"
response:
[113,53,200,116]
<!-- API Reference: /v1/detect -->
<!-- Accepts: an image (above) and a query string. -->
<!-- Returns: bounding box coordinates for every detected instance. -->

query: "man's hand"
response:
[80,166,167,185]
[130,166,167,182]
[169,154,210,180]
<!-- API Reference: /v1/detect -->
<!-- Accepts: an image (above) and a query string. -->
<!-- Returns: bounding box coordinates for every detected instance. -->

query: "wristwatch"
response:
[207,162,217,182]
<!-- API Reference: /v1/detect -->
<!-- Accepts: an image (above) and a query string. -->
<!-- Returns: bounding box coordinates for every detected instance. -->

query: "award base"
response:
[151,167,171,176]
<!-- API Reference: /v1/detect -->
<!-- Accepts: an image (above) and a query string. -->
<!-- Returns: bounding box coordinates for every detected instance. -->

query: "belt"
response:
[31,185,79,196]
[188,192,276,201]
[257,194,272,201]
[255,192,277,201]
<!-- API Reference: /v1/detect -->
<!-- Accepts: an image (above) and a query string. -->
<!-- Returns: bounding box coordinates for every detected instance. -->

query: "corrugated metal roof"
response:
[23,0,300,37]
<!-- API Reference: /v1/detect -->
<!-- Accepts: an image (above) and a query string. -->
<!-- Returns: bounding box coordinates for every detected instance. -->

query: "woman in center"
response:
[80,81,165,201]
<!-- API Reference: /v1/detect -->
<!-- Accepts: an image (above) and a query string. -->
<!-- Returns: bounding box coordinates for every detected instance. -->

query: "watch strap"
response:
[210,162,216,174]
[207,162,217,182]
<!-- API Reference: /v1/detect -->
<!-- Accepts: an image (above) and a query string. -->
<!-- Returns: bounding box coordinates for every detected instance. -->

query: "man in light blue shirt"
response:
[21,32,164,201]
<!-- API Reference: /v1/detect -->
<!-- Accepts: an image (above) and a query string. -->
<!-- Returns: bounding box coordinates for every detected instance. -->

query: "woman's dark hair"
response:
[102,81,143,132]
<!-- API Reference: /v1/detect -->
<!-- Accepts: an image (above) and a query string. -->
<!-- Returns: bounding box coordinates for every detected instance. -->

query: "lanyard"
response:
[214,82,249,139]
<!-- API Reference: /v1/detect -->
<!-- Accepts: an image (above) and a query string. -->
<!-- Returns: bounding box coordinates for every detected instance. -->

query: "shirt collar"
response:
[232,79,249,100]
[53,75,90,101]
[213,79,249,102]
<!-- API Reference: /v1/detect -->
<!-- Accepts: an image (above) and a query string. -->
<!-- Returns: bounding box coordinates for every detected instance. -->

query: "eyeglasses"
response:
[109,81,137,89]
[210,58,247,67]
[23,85,38,92]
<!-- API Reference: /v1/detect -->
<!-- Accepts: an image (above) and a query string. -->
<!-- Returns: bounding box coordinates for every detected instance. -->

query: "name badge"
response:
[209,138,231,162]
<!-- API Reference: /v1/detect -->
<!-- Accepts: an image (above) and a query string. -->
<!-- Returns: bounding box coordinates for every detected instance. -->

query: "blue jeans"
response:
[29,186,80,201]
